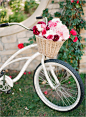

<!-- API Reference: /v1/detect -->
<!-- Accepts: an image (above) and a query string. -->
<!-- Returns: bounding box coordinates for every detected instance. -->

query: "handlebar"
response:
[0,23,9,27]
[36,16,43,19]
[0,22,33,31]
[0,16,47,30]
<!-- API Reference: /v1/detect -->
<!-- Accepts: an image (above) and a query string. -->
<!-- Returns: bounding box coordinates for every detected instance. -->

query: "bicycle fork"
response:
[41,55,60,90]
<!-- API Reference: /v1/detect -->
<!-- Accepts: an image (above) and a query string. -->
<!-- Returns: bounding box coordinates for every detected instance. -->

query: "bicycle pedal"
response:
[5,90,11,94]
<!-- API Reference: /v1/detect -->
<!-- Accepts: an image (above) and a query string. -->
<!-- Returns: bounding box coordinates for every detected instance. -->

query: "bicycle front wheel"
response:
[34,59,84,112]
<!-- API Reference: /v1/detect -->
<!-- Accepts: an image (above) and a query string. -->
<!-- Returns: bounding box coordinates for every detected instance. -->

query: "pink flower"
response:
[70,29,77,36]
[41,24,46,29]
[53,35,59,41]
[24,72,26,75]
[18,43,24,49]
[9,76,12,78]
[28,72,31,74]
[42,29,46,35]
[71,0,74,3]
[49,21,57,28]
[73,37,78,42]
[68,81,71,84]
[37,21,46,24]
[77,0,79,4]
[33,26,40,35]
[44,91,48,95]
[47,35,54,40]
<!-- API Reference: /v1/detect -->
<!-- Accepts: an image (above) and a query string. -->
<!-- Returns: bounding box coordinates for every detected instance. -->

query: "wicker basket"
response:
[36,35,64,58]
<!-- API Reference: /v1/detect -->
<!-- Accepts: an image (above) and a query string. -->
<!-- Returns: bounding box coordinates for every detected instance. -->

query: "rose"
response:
[33,26,40,35]
[18,43,24,49]
[47,35,54,40]
[77,0,79,4]
[70,29,77,36]
[53,35,59,41]
[37,21,46,24]
[71,0,74,3]
[42,29,46,35]
[73,37,78,42]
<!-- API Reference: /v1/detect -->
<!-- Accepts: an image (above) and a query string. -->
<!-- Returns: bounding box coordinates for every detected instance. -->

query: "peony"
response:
[48,21,57,28]
[73,37,78,42]
[70,29,77,36]
[33,18,70,42]
[52,18,62,24]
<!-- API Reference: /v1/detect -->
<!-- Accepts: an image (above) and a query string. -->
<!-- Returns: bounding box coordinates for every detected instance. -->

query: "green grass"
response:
[0,72,86,117]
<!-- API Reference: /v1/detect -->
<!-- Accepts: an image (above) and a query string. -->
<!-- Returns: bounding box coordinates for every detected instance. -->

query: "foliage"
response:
[0,0,39,23]
[9,11,27,23]
[42,0,86,70]
[24,0,39,16]
[0,7,8,23]
[8,0,27,22]
[24,35,36,46]
[1,71,85,116]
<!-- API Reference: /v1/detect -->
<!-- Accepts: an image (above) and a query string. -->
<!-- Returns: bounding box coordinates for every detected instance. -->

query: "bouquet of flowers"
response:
[33,18,70,42]
[32,18,70,58]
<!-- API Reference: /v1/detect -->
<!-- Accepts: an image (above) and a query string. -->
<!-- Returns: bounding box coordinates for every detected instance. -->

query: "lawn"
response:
[0,71,86,117]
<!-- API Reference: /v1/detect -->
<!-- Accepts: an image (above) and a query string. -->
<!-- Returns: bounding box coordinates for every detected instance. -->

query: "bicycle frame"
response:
[0,43,60,89]
[0,22,60,90]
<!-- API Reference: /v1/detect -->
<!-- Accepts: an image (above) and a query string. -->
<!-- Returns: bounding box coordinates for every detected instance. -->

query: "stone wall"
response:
[79,3,86,73]
[0,0,86,73]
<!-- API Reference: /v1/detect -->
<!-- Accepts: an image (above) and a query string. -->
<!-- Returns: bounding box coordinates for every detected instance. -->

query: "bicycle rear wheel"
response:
[34,59,84,111]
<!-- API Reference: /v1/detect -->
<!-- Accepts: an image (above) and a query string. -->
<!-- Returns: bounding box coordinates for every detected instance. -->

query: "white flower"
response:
[19,88,21,91]
[52,18,62,24]
[36,24,43,31]
[25,107,29,110]
[45,30,55,37]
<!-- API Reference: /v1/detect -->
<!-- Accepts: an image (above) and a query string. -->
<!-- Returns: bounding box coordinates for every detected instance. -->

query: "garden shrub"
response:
[0,7,8,23]
[24,0,39,16]
[42,0,86,70]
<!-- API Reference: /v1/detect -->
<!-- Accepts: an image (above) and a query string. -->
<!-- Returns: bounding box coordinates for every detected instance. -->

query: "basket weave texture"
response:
[36,36,64,58]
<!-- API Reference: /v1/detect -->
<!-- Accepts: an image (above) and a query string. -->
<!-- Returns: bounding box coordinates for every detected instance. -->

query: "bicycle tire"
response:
[33,59,84,112]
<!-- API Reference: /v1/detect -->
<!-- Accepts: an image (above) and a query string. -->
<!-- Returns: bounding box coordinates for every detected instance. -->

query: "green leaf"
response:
[75,4,80,8]
[85,38,86,42]
[30,40,34,44]
[52,0,54,3]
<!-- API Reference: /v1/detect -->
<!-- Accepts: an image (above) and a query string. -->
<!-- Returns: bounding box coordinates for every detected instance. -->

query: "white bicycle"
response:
[0,17,84,112]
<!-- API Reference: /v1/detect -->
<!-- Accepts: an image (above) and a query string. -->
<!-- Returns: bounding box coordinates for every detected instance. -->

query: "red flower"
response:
[70,29,77,36]
[9,76,12,78]
[47,35,54,40]
[73,37,78,42]
[77,0,79,4]
[33,26,40,35]
[42,29,46,35]
[24,72,26,75]
[44,91,48,95]
[37,21,46,24]
[46,26,50,30]
[18,43,24,49]
[71,0,74,3]
[53,35,59,41]
[28,72,31,74]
